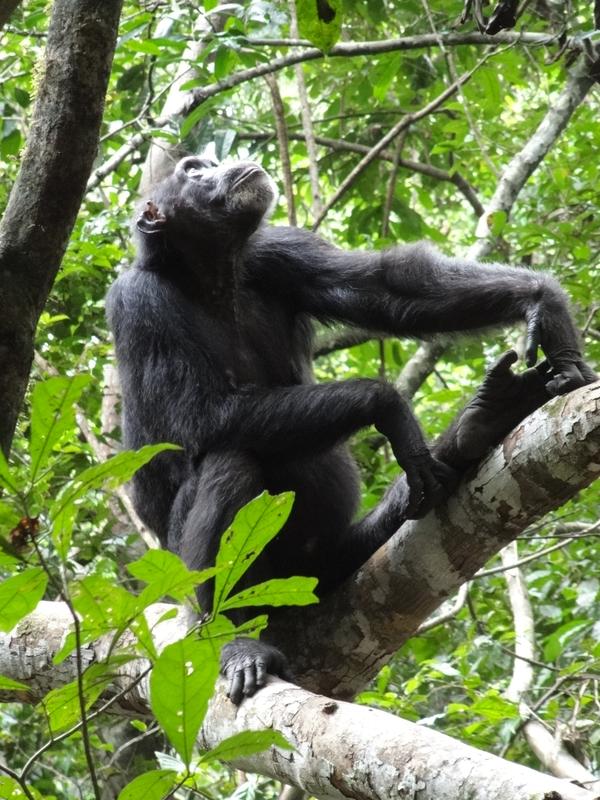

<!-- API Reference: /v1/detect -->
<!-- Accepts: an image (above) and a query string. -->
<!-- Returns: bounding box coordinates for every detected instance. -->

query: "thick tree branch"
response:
[0,0,123,456]
[1,603,597,800]
[187,32,585,113]
[266,382,600,698]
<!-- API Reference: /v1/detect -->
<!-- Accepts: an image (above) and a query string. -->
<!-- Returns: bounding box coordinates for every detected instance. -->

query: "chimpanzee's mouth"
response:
[230,166,264,191]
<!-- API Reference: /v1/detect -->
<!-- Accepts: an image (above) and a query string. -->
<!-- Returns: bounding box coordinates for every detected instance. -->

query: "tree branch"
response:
[1,602,597,800]
[238,131,484,215]
[264,74,297,226]
[0,0,123,456]
[311,57,491,230]
[265,382,600,698]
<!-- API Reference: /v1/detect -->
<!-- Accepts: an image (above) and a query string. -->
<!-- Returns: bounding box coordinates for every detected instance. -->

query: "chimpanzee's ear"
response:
[136,201,167,235]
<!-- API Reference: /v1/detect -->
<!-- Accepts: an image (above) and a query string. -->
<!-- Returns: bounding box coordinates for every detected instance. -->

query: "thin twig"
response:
[476,519,600,578]
[311,50,499,230]
[264,73,297,226]
[288,0,322,220]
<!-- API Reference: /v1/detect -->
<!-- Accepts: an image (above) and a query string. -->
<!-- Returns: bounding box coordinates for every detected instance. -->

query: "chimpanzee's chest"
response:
[201,288,314,388]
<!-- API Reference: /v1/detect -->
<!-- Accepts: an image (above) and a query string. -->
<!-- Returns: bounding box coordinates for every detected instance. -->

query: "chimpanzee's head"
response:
[135,156,278,255]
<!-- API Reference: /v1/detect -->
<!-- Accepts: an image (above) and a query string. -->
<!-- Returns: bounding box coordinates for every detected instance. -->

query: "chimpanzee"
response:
[106,156,596,704]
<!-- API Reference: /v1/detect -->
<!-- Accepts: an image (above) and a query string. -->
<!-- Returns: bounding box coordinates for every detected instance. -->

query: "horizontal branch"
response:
[1,604,597,800]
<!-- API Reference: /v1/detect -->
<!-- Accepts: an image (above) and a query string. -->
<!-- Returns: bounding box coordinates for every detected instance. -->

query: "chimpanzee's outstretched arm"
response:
[338,352,557,578]
[247,227,596,395]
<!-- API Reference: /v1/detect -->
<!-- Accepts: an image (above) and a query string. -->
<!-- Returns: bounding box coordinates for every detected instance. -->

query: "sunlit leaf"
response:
[117,769,179,800]
[29,375,91,480]
[200,729,293,762]
[0,568,48,632]
[220,576,318,611]
[150,637,220,766]
[213,491,294,611]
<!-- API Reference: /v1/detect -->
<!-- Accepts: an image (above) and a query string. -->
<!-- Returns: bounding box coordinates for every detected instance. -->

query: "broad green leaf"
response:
[0,775,28,799]
[0,568,48,632]
[50,444,179,558]
[543,620,590,661]
[213,491,294,611]
[29,375,91,480]
[117,769,179,800]
[470,693,518,722]
[40,660,131,733]
[150,637,220,766]
[53,575,137,663]
[0,674,28,691]
[200,729,293,763]
[220,576,318,611]
[296,0,342,50]
[128,549,217,606]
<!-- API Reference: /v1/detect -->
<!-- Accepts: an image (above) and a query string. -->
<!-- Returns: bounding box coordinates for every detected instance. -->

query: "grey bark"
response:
[0,0,123,456]
[1,604,598,800]
[265,382,600,698]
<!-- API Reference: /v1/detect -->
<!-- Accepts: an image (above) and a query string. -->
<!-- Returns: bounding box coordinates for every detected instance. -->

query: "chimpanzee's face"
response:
[136,156,277,246]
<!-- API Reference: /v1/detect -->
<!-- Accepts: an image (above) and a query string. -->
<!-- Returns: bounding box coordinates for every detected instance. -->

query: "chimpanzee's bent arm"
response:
[338,352,556,579]
[247,227,594,394]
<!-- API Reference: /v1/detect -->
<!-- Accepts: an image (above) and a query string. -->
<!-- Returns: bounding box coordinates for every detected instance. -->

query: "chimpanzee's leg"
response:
[167,451,292,704]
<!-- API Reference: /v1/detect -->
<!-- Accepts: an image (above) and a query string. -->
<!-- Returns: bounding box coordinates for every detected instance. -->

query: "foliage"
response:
[0,0,599,796]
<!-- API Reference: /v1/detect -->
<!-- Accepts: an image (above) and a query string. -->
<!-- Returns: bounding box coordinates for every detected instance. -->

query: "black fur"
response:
[106,156,595,703]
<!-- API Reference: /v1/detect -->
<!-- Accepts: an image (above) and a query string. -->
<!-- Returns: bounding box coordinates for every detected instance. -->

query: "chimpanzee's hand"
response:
[454,350,553,463]
[403,452,459,519]
[220,637,293,705]
[525,315,597,396]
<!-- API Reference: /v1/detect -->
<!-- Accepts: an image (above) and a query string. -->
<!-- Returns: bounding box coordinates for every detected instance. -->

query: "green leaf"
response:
[50,444,179,558]
[200,729,293,763]
[0,568,48,632]
[29,375,91,480]
[117,769,179,800]
[543,620,590,661]
[40,660,130,733]
[128,549,217,606]
[150,637,220,766]
[0,775,28,799]
[0,674,28,691]
[220,576,318,611]
[53,575,137,663]
[296,0,342,50]
[213,491,294,612]
[488,210,508,237]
